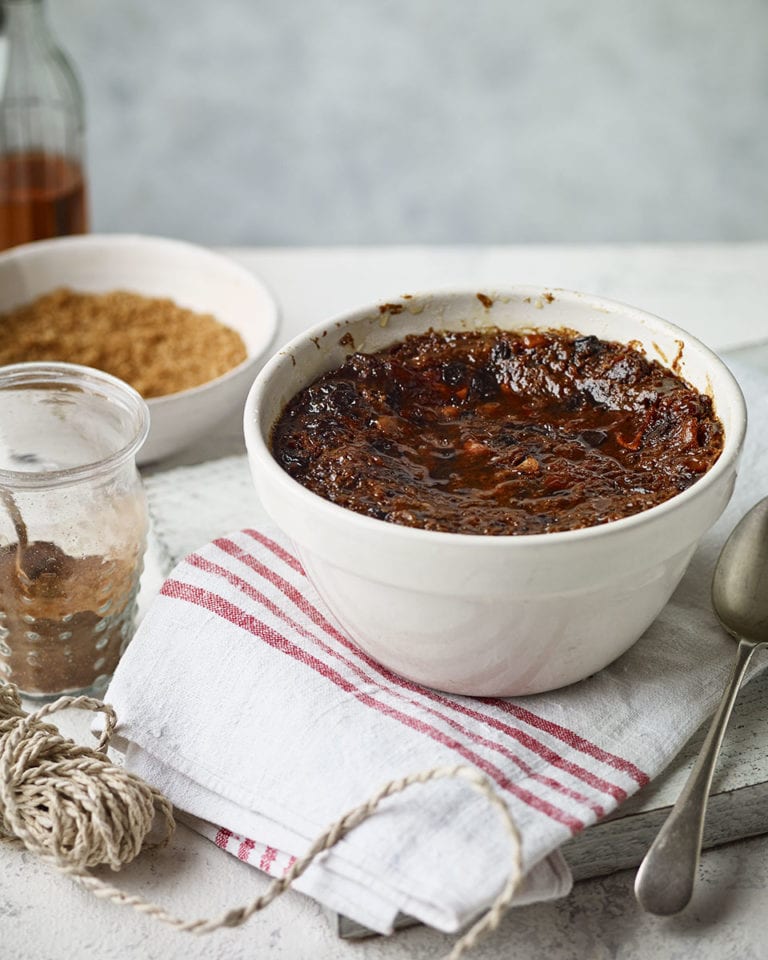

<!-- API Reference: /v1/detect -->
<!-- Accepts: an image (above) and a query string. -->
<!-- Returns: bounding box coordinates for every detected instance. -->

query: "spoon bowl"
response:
[712,498,768,644]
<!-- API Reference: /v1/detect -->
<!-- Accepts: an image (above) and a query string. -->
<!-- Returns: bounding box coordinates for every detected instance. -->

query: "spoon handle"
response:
[634,636,757,915]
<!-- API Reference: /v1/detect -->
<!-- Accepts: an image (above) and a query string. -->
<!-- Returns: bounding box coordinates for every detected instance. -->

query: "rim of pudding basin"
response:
[244,286,747,698]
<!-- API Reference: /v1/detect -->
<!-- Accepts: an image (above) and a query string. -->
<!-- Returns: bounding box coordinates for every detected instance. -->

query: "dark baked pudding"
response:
[271,328,724,535]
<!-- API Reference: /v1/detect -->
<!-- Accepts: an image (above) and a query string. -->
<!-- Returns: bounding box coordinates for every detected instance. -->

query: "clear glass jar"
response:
[0,362,149,698]
[0,0,89,250]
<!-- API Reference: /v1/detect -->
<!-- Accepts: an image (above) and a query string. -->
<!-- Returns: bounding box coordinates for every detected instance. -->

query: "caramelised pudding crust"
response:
[271,328,724,535]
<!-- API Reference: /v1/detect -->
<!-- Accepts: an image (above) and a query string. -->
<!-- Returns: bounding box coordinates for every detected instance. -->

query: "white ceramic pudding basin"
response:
[244,287,746,696]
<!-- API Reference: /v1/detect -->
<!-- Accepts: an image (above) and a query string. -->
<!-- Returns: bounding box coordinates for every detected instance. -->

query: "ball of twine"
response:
[0,683,174,873]
[0,682,523,960]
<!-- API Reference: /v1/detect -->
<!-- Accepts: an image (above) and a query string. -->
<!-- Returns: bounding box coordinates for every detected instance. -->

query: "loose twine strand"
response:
[0,683,523,959]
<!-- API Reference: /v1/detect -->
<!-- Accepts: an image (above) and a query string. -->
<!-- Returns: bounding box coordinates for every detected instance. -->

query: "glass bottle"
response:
[0,363,149,699]
[0,0,88,251]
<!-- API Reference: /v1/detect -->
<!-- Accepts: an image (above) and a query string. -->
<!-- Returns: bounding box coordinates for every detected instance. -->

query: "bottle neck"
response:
[3,0,49,42]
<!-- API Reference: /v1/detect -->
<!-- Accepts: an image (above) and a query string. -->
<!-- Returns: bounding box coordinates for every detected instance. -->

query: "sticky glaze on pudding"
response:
[270,328,724,535]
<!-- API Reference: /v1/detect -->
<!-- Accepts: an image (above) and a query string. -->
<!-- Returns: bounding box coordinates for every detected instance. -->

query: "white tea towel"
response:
[104,361,768,935]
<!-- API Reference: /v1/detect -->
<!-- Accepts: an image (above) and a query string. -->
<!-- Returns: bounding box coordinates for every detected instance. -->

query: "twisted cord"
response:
[0,683,174,871]
[0,683,523,959]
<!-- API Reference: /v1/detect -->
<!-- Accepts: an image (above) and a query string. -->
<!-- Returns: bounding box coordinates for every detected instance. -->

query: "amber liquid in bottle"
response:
[0,151,88,250]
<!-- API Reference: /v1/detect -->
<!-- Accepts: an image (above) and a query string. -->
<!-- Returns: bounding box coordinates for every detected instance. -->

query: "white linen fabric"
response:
[103,361,768,935]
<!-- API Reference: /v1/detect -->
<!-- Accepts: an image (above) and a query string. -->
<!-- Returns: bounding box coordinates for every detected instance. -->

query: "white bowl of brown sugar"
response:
[0,234,279,464]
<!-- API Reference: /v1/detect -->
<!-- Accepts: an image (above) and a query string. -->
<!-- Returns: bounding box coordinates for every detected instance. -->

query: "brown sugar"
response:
[0,287,248,398]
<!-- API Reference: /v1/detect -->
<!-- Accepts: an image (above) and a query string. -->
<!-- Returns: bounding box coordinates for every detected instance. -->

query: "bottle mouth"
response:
[0,362,150,489]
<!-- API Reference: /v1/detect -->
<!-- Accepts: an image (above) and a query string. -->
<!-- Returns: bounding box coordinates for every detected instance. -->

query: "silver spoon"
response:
[635,496,768,916]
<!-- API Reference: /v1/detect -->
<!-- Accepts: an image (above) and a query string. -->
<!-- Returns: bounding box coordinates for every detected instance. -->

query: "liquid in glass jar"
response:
[0,151,87,249]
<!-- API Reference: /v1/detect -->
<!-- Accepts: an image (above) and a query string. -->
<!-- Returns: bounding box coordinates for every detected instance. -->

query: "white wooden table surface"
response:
[4,244,768,960]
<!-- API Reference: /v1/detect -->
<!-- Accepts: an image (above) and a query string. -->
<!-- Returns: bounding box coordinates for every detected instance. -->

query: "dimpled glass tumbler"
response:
[0,362,149,698]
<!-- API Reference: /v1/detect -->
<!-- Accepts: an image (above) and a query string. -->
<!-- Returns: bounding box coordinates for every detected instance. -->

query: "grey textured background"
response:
[49,0,768,245]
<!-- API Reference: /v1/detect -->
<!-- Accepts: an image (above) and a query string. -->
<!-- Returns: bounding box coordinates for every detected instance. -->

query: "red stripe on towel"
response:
[161,578,585,834]
[212,538,633,802]
[215,827,232,849]
[239,532,649,788]
[189,550,606,818]
[237,837,256,861]
[243,529,305,575]
[259,846,278,872]
[481,699,650,786]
